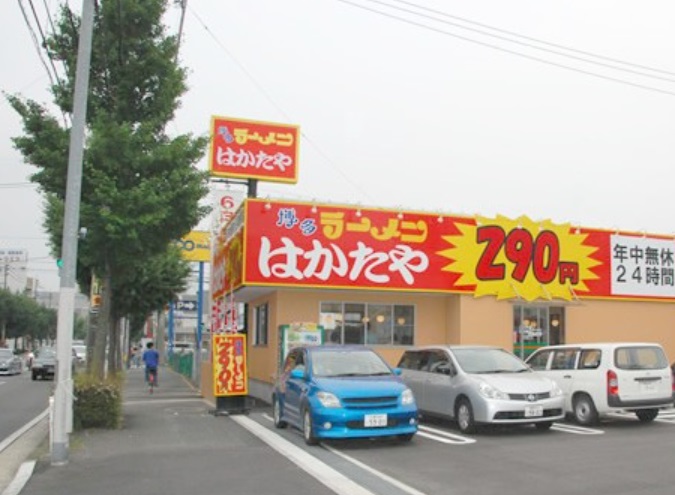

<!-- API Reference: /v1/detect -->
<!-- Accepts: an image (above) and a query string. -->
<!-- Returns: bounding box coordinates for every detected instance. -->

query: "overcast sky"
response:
[2,0,675,293]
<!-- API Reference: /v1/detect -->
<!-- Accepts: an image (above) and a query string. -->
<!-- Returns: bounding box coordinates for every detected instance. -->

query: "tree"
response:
[7,0,209,377]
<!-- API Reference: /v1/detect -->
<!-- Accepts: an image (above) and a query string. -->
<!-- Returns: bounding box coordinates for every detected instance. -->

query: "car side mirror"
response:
[290,368,305,379]
[437,364,453,376]
[392,367,402,376]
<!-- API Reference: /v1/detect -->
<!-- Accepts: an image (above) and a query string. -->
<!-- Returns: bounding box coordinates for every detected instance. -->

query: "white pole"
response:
[52,0,95,466]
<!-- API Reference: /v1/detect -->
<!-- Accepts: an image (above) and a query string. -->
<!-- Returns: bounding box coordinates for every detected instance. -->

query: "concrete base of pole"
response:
[51,442,68,466]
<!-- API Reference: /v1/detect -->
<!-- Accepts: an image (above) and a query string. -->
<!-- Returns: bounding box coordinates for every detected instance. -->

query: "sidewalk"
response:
[8,367,336,495]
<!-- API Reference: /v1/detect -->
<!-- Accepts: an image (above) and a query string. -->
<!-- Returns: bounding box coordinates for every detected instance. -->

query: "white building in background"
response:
[1,248,28,294]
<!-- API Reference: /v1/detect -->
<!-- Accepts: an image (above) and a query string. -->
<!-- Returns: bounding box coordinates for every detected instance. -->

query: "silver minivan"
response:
[397,345,565,433]
[526,342,674,425]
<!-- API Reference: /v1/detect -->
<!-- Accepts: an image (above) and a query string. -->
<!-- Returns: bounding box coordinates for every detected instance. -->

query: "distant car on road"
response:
[72,344,87,366]
[0,348,22,375]
[31,347,57,380]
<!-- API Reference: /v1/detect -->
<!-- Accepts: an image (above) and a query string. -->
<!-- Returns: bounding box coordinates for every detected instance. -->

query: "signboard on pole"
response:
[208,116,300,183]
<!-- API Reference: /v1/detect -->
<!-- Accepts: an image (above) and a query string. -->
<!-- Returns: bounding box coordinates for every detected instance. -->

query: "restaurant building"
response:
[204,197,675,403]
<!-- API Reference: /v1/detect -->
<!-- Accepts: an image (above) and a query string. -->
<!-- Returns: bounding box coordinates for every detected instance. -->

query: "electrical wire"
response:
[335,0,675,97]
[357,0,675,84]
[187,5,376,203]
[385,0,675,77]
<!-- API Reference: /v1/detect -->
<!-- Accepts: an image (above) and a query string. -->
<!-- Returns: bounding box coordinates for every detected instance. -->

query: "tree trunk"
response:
[91,267,112,379]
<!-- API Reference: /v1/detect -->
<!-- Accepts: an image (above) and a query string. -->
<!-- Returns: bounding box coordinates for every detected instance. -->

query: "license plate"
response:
[364,414,388,427]
[524,405,543,418]
[640,381,656,392]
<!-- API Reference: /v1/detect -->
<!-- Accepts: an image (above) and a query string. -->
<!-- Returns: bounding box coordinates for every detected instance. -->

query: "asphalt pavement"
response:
[2,367,340,495]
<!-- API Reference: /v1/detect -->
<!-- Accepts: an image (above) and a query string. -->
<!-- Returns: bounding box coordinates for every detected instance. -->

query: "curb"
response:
[0,410,49,455]
[1,461,36,495]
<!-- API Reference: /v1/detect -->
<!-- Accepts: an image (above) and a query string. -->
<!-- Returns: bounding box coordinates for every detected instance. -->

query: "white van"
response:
[526,342,674,425]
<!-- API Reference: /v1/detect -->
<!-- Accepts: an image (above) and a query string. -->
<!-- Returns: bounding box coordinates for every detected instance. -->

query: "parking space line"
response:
[233,414,379,495]
[550,423,604,435]
[417,425,476,444]
[322,444,428,495]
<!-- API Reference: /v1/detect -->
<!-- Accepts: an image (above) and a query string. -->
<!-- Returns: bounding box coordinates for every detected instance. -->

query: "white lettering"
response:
[258,237,429,286]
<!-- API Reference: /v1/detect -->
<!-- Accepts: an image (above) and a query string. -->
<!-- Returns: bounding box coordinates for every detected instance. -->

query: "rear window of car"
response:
[397,351,427,371]
[614,346,668,370]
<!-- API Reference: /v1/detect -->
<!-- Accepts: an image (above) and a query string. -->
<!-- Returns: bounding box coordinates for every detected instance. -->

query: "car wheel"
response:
[573,394,598,426]
[31,371,37,381]
[534,421,553,431]
[455,398,476,434]
[302,408,318,445]
[273,396,287,429]
[635,409,659,423]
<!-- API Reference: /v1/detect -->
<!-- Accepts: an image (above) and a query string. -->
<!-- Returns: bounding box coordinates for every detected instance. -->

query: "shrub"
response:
[73,373,123,430]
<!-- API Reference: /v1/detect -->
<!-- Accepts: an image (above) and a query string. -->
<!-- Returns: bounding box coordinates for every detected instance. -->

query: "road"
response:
[238,407,675,495]
[0,370,51,443]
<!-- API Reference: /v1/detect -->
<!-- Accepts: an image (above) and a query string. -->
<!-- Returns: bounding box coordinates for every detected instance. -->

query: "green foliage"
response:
[73,373,123,430]
[6,0,211,375]
[0,289,57,344]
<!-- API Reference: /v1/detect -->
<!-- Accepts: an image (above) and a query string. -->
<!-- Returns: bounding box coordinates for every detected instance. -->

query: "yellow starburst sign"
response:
[438,215,600,301]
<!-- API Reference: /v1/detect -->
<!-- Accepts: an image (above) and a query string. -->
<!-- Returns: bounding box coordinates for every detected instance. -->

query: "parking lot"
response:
[237,407,675,495]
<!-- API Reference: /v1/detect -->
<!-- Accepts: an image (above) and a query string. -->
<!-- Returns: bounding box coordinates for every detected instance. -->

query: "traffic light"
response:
[57,258,63,277]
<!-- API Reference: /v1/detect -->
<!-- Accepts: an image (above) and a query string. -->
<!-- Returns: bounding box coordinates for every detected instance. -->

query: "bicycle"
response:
[147,367,158,394]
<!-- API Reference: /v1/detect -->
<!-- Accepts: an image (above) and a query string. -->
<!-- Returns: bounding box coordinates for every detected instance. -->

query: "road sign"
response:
[176,300,197,312]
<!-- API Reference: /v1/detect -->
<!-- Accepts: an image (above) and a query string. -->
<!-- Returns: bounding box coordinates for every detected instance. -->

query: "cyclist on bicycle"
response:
[142,341,160,387]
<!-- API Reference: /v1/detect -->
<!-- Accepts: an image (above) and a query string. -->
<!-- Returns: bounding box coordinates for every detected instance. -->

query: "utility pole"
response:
[52,0,95,466]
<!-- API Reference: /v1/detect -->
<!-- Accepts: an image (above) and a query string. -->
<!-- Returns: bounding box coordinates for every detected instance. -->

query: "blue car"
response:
[272,345,418,445]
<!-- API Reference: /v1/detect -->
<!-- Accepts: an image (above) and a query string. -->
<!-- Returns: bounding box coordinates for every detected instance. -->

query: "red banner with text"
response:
[241,199,675,302]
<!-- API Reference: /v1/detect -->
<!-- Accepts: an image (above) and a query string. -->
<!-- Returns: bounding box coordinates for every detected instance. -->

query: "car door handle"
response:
[563,375,572,379]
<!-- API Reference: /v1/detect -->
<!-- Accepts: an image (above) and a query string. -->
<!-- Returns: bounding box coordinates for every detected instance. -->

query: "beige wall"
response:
[566,299,675,359]
[456,296,514,350]
[243,289,521,384]
[206,289,675,402]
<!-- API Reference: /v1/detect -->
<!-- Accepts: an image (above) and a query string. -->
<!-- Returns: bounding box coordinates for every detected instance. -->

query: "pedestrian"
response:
[142,342,160,386]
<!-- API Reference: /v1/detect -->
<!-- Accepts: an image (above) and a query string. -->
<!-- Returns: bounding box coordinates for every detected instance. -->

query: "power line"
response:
[335,0,675,97]
[357,0,675,84]
[385,0,675,78]
[186,5,376,203]
[0,182,36,189]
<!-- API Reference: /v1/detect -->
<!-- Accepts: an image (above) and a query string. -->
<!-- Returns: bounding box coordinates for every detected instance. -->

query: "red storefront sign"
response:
[239,199,675,303]
[209,116,299,183]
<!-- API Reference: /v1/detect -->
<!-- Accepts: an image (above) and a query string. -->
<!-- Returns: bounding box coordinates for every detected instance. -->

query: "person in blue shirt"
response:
[142,342,160,387]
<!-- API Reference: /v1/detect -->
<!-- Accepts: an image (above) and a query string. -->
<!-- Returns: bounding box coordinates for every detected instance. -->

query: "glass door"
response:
[513,305,565,359]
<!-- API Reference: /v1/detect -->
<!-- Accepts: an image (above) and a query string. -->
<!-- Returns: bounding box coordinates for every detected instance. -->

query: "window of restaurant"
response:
[512,304,565,359]
[253,303,269,346]
[320,302,415,346]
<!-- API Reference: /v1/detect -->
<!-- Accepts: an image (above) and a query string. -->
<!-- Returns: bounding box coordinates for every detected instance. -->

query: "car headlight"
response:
[550,381,563,397]
[401,388,415,406]
[316,391,341,408]
[478,381,509,400]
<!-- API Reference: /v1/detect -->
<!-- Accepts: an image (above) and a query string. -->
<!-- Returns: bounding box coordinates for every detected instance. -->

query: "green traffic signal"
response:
[56,258,64,268]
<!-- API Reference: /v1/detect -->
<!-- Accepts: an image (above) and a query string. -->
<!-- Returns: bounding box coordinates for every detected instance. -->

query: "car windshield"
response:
[38,348,56,357]
[0,349,13,358]
[73,345,86,354]
[452,348,529,374]
[311,350,392,377]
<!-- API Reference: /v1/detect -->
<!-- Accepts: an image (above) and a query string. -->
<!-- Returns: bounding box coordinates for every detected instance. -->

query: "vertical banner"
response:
[213,334,248,396]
